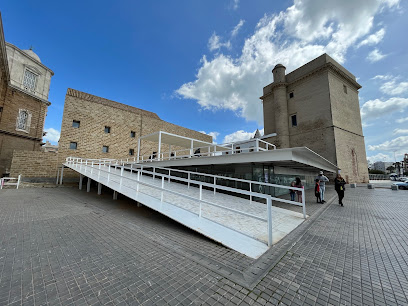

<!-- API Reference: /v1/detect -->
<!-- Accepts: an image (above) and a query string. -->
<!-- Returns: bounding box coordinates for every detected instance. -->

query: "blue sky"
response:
[1,0,407,163]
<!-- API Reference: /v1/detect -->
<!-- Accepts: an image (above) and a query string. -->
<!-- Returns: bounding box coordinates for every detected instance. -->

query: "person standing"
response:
[295,177,303,203]
[316,171,329,203]
[289,180,296,201]
[334,174,346,206]
[314,179,322,203]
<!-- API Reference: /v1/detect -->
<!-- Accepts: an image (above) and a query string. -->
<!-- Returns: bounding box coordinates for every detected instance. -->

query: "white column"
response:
[97,183,102,195]
[158,132,162,161]
[137,137,141,163]
[59,166,64,185]
[56,168,60,185]
[87,178,91,192]
[190,140,193,157]
[113,191,118,200]
[79,174,83,190]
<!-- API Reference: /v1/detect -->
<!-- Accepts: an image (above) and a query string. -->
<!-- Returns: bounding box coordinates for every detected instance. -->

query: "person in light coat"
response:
[315,171,329,203]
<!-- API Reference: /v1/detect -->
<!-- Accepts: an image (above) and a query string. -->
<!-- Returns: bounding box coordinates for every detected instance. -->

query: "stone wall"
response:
[0,86,47,175]
[57,89,212,176]
[10,150,58,180]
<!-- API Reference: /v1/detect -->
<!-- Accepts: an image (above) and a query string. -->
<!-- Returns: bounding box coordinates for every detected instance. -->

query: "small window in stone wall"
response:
[130,131,136,138]
[289,92,294,98]
[16,109,31,133]
[129,149,134,156]
[72,120,80,128]
[23,69,37,91]
[343,85,347,94]
[69,142,77,150]
[291,114,297,127]
[105,126,111,133]
[102,146,109,153]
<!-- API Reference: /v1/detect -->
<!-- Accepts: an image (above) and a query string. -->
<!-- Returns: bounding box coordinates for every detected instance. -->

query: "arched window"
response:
[16,109,31,132]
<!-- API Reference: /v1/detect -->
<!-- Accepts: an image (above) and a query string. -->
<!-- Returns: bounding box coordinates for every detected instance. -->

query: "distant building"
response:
[261,54,369,183]
[372,161,394,173]
[0,13,54,176]
[42,141,58,153]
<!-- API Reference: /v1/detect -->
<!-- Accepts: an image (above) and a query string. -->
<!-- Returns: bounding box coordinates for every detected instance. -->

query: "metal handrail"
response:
[133,165,306,217]
[65,157,274,245]
[65,156,307,218]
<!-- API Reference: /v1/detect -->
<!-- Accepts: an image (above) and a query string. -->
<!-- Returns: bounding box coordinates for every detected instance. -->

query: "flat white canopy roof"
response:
[139,131,229,151]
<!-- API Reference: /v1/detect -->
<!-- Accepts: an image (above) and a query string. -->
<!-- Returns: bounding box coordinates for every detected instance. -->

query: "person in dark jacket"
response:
[334,174,346,206]
[314,179,322,203]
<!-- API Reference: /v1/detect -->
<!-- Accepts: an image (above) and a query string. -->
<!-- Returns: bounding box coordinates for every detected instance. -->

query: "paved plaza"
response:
[0,184,407,305]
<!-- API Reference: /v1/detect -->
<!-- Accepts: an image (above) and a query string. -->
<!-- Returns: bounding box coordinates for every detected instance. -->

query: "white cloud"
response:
[372,74,393,80]
[231,0,239,10]
[367,152,393,162]
[208,33,231,51]
[177,0,399,123]
[393,128,408,135]
[380,79,408,95]
[199,131,220,143]
[367,48,387,62]
[396,117,408,123]
[223,130,254,143]
[222,128,264,143]
[231,20,245,37]
[357,28,385,48]
[360,97,408,121]
[368,136,408,152]
[43,128,60,144]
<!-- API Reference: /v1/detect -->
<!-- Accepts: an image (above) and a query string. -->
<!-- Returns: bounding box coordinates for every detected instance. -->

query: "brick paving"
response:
[0,185,407,305]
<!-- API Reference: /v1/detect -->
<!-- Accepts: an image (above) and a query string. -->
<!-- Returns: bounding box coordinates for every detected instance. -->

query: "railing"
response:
[138,165,306,218]
[0,175,21,190]
[137,138,276,162]
[65,156,306,218]
[65,157,305,247]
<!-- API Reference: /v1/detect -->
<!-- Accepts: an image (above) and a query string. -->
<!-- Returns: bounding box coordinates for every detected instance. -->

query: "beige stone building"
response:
[261,54,368,183]
[0,13,53,176]
[57,88,211,166]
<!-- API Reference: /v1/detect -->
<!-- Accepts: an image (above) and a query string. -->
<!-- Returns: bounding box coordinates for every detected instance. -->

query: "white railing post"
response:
[91,161,94,175]
[16,175,21,189]
[153,167,155,179]
[108,164,111,182]
[256,139,260,152]
[137,170,140,192]
[302,188,306,218]
[168,169,171,183]
[213,177,216,194]
[250,183,252,204]
[120,167,124,188]
[199,184,202,218]
[188,172,190,188]
[161,176,164,204]
[267,197,273,247]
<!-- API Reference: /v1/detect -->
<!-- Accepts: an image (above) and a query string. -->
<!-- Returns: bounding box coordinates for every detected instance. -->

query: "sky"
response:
[1,0,407,163]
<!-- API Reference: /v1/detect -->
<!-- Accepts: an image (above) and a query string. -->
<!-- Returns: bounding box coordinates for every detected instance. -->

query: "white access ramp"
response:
[63,158,307,259]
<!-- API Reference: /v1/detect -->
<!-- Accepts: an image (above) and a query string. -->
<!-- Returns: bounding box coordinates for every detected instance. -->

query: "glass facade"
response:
[172,163,315,199]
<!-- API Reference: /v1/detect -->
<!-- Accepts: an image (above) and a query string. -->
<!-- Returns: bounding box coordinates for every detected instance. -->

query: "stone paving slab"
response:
[0,185,407,305]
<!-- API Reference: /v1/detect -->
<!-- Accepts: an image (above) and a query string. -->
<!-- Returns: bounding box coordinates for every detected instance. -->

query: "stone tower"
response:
[260,54,369,183]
